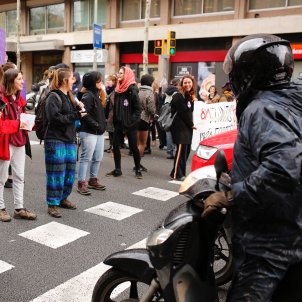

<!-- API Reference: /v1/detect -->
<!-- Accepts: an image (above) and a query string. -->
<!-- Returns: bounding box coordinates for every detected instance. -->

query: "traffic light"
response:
[167,31,176,56]
[154,39,164,56]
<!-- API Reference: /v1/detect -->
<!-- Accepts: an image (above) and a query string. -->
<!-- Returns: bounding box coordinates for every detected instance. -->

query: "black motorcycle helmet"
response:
[223,34,294,100]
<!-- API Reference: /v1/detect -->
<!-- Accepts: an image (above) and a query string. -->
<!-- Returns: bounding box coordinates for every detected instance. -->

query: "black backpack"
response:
[35,90,60,141]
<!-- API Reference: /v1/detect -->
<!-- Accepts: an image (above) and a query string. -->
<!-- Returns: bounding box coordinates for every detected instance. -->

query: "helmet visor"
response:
[223,53,233,75]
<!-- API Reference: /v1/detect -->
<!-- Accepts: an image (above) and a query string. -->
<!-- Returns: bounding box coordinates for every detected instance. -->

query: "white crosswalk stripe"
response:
[0,260,14,274]
[132,186,179,201]
[84,201,143,220]
[30,239,146,302]
[19,221,90,249]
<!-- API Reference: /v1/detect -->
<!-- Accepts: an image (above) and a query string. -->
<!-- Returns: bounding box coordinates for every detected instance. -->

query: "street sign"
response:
[93,24,102,49]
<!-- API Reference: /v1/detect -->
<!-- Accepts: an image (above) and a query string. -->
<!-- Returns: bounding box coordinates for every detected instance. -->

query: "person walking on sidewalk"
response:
[77,71,106,195]
[44,68,86,218]
[0,69,37,222]
[106,66,142,179]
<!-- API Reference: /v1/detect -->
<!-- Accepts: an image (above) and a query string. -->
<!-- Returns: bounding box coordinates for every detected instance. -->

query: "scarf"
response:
[115,67,136,94]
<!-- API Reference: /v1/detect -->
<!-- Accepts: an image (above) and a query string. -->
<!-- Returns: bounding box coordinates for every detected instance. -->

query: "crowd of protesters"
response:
[0,57,234,221]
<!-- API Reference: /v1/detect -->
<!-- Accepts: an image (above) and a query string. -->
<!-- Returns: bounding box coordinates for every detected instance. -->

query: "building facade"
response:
[1,0,302,91]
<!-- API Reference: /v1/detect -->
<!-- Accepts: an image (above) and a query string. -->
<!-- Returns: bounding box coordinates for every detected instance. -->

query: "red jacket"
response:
[0,120,20,134]
[0,93,27,160]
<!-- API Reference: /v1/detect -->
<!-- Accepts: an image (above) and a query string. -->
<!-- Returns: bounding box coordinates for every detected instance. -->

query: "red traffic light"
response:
[155,40,162,47]
[154,39,163,56]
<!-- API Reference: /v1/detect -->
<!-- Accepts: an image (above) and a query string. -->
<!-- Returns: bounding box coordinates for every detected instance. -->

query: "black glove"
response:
[202,191,233,218]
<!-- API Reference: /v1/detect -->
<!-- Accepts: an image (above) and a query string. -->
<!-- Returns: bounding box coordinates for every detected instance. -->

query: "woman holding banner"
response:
[169,75,196,181]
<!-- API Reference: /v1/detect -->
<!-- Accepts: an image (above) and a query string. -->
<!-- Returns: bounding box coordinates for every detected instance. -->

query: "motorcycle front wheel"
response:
[92,268,163,302]
[214,227,233,286]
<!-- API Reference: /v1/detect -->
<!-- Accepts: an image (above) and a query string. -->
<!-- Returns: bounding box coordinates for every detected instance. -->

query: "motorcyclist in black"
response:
[203,34,302,301]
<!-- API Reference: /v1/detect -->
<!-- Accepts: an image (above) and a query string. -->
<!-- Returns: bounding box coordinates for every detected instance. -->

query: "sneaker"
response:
[105,145,112,153]
[13,208,37,220]
[48,206,62,218]
[132,165,148,172]
[135,171,143,179]
[140,164,148,172]
[0,209,11,222]
[166,155,174,159]
[87,178,106,190]
[77,181,91,195]
[170,176,186,181]
[106,169,122,177]
[60,199,77,210]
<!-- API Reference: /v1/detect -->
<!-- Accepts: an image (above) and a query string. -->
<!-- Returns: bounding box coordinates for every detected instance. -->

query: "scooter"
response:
[26,82,46,111]
[91,151,233,302]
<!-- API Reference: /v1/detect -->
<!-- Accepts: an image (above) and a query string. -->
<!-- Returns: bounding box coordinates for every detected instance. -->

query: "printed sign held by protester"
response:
[192,100,237,150]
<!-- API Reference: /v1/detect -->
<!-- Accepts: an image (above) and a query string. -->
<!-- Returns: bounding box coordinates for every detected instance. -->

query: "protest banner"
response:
[192,101,237,150]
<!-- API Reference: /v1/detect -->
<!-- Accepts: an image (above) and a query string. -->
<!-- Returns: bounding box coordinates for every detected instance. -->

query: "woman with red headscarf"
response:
[106,66,142,179]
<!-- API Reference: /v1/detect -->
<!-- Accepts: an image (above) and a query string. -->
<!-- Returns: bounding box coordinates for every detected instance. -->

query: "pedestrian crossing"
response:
[0,260,14,274]
[29,240,146,302]
[19,221,90,249]
[1,146,183,302]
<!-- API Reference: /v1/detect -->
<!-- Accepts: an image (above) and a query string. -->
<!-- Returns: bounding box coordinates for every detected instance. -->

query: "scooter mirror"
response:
[214,150,228,189]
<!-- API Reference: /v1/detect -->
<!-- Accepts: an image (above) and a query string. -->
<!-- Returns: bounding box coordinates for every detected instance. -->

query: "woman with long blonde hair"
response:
[44,68,86,218]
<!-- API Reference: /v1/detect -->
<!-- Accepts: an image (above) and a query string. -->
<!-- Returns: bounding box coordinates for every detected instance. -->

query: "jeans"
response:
[78,132,104,181]
[166,131,174,156]
[0,144,25,209]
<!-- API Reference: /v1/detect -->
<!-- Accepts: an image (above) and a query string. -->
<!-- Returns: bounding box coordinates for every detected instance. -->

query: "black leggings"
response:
[112,127,141,171]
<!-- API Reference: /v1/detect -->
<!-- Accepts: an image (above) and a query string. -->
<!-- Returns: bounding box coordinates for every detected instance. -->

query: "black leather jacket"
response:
[232,84,302,243]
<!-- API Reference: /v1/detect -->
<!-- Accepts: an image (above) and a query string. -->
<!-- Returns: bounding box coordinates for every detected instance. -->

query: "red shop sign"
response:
[291,44,302,59]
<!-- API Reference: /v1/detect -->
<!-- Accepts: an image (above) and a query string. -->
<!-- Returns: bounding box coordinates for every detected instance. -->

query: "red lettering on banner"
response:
[200,108,210,120]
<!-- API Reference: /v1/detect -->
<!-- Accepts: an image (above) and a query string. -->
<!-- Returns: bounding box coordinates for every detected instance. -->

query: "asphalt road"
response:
[0,132,228,302]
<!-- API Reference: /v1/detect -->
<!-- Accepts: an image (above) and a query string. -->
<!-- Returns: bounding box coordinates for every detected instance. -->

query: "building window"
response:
[121,0,160,21]
[73,0,106,31]
[203,0,234,13]
[29,4,64,35]
[249,0,302,10]
[173,0,234,16]
[33,52,62,84]
[0,10,17,37]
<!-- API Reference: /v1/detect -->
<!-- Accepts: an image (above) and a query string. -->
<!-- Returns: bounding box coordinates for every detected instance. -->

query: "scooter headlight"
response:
[147,228,173,247]
[196,145,217,160]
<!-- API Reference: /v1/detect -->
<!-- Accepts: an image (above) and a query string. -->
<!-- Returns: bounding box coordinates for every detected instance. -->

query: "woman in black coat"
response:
[170,75,197,180]
[106,66,142,179]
